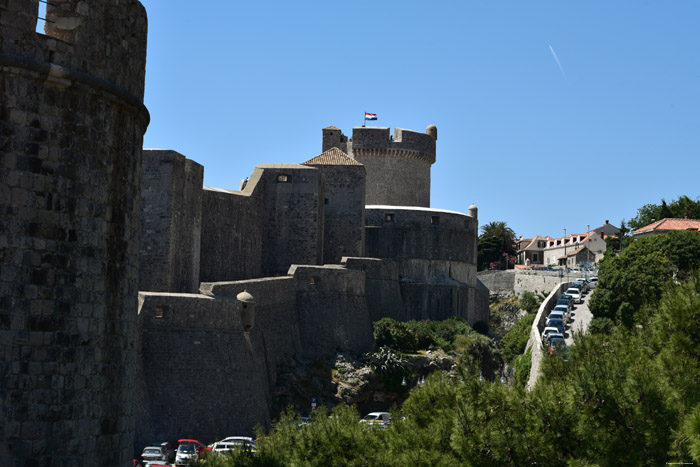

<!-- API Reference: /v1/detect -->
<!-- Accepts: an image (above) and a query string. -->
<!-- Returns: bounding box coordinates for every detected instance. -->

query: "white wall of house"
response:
[543,234,606,266]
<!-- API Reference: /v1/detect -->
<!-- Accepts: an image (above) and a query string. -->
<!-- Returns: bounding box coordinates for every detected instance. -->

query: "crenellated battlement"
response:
[351,127,436,164]
[321,124,438,207]
[0,0,148,101]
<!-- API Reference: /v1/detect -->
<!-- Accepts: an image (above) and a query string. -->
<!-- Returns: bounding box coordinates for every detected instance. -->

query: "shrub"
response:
[519,291,540,314]
[588,317,615,335]
[499,314,535,362]
[512,347,532,388]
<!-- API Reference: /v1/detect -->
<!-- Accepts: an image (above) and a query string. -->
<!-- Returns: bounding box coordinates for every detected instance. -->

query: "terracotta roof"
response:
[633,218,700,234]
[517,235,547,252]
[323,125,341,131]
[302,147,363,166]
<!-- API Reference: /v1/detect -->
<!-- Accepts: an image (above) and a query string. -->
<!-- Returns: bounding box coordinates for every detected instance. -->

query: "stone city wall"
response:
[365,207,477,264]
[290,265,374,358]
[135,293,269,447]
[304,164,365,265]
[1,1,148,464]
[200,276,302,385]
[199,168,264,282]
[140,150,203,293]
[259,165,324,276]
[343,257,489,326]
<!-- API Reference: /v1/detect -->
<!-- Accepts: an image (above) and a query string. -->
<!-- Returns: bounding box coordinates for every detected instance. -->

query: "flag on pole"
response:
[364,112,377,121]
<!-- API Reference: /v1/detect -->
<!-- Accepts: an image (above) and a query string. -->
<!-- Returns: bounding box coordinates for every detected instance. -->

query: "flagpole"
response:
[363,113,366,127]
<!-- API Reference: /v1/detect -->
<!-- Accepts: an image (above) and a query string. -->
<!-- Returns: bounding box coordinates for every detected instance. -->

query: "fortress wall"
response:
[140,150,203,293]
[343,258,489,326]
[350,127,436,207]
[476,270,517,297]
[350,127,436,159]
[312,165,365,264]
[359,156,432,207]
[1,1,148,464]
[365,208,477,265]
[290,265,374,358]
[200,277,302,386]
[199,168,264,282]
[259,165,324,276]
[400,259,476,285]
[135,293,270,446]
[342,258,405,322]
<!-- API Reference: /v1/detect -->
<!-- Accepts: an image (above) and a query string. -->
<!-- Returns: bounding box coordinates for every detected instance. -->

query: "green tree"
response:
[628,195,700,230]
[499,314,535,362]
[590,230,700,325]
[519,291,540,314]
[478,221,516,270]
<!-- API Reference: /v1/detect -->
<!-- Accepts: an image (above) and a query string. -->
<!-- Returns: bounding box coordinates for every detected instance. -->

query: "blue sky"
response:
[140,0,700,239]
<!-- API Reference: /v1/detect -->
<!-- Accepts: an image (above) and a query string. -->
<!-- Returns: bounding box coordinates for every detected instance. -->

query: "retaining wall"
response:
[478,270,586,298]
[525,282,570,390]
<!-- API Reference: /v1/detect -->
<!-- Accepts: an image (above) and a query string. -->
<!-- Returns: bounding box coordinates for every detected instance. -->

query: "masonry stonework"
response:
[323,126,437,207]
[140,150,203,293]
[0,1,149,465]
[1,2,490,455]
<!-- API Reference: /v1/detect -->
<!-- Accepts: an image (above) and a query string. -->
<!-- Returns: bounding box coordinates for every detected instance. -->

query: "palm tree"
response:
[480,221,516,251]
[478,221,517,270]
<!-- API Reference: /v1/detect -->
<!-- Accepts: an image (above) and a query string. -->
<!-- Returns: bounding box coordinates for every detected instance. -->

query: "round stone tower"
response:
[0,1,149,465]
[350,125,437,207]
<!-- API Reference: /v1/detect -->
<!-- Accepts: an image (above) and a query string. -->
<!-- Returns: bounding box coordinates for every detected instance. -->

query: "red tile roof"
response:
[634,218,700,234]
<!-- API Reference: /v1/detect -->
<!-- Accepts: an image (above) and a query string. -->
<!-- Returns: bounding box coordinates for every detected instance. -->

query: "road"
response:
[565,287,593,345]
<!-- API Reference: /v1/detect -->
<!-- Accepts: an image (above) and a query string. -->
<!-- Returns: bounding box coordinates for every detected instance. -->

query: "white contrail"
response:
[549,45,566,78]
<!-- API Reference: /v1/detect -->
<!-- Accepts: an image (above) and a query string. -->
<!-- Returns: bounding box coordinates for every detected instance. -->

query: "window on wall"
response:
[35,0,49,34]
[431,216,440,225]
[533,253,539,262]
[276,174,290,183]
[385,213,394,222]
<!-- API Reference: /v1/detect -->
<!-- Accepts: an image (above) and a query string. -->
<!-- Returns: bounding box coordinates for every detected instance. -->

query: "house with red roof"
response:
[631,218,700,238]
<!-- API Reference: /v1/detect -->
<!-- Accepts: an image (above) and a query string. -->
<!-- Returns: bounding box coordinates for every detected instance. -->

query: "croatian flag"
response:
[365,112,377,121]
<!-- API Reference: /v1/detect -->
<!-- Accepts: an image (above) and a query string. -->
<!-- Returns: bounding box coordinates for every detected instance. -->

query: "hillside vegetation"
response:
[203,230,700,465]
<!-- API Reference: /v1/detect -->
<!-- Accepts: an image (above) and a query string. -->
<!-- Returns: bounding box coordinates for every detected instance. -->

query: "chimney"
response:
[605,220,609,224]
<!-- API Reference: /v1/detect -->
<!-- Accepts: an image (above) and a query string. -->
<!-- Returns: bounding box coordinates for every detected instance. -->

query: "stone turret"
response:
[321,125,437,207]
[0,1,149,464]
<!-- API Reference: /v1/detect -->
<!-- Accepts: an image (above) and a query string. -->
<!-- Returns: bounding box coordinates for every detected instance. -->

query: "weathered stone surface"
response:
[1,1,149,465]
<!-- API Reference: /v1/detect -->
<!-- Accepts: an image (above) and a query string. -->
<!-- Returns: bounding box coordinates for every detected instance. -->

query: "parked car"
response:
[565,288,582,304]
[155,442,174,463]
[546,318,565,334]
[145,462,171,467]
[542,326,561,345]
[548,310,566,324]
[177,439,208,455]
[544,332,565,346]
[589,277,598,288]
[548,336,566,348]
[211,438,257,456]
[141,446,167,464]
[175,444,198,466]
[556,296,573,311]
[570,282,585,294]
[360,412,392,428]
[572,279,588,293]
[552,304,570,322]
[215,437,256,451]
